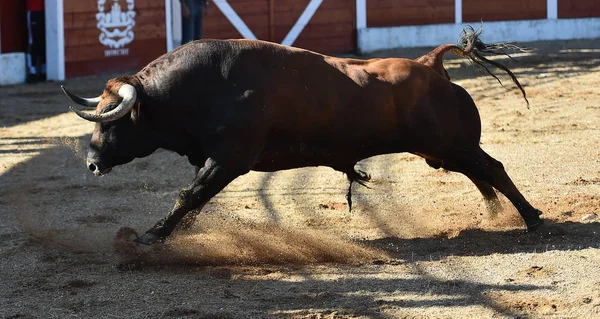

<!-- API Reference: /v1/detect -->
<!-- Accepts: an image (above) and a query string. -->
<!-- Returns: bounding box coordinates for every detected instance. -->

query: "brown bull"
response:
[63,27,543,245]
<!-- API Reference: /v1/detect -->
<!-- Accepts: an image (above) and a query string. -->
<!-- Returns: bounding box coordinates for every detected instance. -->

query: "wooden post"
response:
[269,0,275,41]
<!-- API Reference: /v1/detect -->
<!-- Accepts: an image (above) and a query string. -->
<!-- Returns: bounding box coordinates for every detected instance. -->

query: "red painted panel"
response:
[203,0,355,54]
[65,38,165,78]
[367,0,454,27]
[559,0,600,18]
[63,0,167,78]
[463,0,546,22]
[0,0,28,53]
[289,0,356,54]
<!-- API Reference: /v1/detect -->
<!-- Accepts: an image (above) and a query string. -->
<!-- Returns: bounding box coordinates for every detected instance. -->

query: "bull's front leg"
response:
[135,158,246,245]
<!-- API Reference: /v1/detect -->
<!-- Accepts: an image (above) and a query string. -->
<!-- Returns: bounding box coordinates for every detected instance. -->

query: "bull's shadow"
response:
[186,273,549,319]
[362,221,600,262]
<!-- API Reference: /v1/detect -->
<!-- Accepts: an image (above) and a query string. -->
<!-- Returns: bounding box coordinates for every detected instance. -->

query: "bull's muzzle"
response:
[87,160,112,176]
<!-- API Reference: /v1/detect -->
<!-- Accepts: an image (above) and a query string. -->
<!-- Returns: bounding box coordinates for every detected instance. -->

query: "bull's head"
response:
[63,78,158,176]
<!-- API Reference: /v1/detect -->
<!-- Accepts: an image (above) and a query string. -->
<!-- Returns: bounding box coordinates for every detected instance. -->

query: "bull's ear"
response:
[130,101,142,124]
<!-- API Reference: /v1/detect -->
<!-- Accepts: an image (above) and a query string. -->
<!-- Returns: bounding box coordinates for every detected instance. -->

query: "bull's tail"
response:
[452,25,533,107]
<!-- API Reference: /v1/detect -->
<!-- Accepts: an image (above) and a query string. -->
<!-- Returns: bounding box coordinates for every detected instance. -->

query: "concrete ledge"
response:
[0,53,26,85]
[358,18,600,53]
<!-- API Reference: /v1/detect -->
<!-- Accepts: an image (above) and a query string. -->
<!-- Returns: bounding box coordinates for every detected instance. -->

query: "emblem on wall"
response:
[97,0,136,56]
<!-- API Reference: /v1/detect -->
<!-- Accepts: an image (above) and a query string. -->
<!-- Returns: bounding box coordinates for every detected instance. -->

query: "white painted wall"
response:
[358,18,600,53]
[0,53,26,85]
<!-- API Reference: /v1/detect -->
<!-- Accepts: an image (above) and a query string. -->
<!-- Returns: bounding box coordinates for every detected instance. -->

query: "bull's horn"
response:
[70,84,137,123]
[61,85,101,108]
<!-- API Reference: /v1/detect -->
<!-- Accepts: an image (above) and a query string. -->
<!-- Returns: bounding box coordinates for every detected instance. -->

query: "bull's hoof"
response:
[526,219,544,232]
[134,233,164,246]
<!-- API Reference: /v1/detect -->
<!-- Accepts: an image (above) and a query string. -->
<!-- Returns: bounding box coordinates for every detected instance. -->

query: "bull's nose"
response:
[86,160,112,176]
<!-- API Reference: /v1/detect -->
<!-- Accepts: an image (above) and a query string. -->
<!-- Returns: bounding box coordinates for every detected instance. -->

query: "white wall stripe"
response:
[281,0,322,46]
[212,0,257,39]
[45,0,65,81]
[455,0,462,24]
[356,0,367,29]
[165,0,173,51]
[547,0,558,19]
[57,0,65,80]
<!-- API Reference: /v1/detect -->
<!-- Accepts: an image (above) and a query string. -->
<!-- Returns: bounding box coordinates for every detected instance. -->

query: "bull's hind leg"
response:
[136,158,247,245]
[447,147,543,231]
[468,177,502,220]
[424,156,501,219]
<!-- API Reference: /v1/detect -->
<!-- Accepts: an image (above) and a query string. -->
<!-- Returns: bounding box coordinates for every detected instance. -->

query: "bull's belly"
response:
[251,142,403,172]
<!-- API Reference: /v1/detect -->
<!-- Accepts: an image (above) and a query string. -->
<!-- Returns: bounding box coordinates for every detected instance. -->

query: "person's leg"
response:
[181,15,193,44]
[26,11,37,82]
[194,4,204,40]
[27,10,46,82]
[34,11,46,81]
[181,0,195,44]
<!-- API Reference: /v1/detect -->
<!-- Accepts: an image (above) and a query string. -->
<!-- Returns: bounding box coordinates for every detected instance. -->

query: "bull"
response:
[63,27,543,245]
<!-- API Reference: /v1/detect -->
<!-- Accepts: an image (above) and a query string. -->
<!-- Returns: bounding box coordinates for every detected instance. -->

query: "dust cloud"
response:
[113,224,389,269]
[48,136,86,160]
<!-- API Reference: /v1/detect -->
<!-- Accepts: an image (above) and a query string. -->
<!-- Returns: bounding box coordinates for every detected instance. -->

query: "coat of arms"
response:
[97,0,136,52]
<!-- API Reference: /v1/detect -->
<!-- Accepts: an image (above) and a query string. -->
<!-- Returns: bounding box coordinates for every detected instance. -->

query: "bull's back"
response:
[139,39,479,166]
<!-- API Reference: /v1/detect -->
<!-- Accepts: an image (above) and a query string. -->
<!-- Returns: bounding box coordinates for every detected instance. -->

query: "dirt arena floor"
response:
[1,38,600,319]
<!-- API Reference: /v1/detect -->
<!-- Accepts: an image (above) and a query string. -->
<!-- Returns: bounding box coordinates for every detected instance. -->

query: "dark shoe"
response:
[26,74,39,84]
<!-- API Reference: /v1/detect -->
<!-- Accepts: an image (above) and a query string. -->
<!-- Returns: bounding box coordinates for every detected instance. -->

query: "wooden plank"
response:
[66,57,141,78]
[367,0,454,27]
[269,0,275,41]
[558,0,600,18]
[0,0,27,53]
[463,0,546,22]
[66,43,166,78]
[63,0,97,14]
[64,7,166,30]
[65,24,166,47]
[65,38,165,63]
[369,0,451,7]
[224,0,269,15]
[275,8,354,25]
[274,21,353,41]
[294,35,355,54]
[275,0,360,10]
[64,0,164,14]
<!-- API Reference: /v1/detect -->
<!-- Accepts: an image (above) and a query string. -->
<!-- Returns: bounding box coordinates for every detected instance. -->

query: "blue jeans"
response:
[182,0,205,44]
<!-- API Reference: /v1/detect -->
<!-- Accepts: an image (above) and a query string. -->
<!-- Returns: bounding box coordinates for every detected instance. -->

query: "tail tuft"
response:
[458,25,534,107]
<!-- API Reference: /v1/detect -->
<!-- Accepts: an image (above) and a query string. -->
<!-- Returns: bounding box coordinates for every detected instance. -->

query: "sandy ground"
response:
[1,38,600,319]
